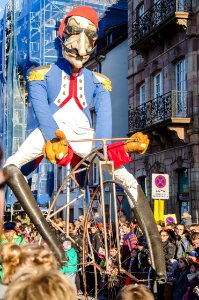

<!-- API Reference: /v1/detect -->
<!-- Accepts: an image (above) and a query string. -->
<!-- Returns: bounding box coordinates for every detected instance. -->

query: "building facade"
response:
[128,0,199,222]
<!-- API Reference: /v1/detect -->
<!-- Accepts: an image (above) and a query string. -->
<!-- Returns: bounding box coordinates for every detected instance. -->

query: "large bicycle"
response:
[3,138,166,299]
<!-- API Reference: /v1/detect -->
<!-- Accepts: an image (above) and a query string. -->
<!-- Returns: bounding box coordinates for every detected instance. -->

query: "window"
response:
[138,176,147,196]
[177,0,185,11]
[138,3,144,17]
[154,72,163,98]
[139,83,145,105]
[178,168,189,194]
[175,59,186,117]
[176,59,186,91]
[177,168,190,217]
[107,33,113,46]
[137,3,146,36]
[153,72,163,122]
[56,166,62,190]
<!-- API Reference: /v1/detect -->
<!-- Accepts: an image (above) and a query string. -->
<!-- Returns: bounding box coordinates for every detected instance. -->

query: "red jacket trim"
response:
[57,145,74,166]
[107,142,132,167]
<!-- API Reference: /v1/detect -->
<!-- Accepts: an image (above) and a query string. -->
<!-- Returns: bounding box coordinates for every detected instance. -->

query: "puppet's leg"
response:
[113,166,166,281]
[4,128,44,168]
[3,130,66,262]
[3,165,66,262]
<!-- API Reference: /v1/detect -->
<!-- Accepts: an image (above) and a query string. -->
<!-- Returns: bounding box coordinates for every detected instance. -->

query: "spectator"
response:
[164,259,178,300]
[0,243,58,285]
[137,242,149,275]
[106,247,120,298]
[116,284,155,300]
[187,262,199,282]
[166,259,178,281]
[172,257,189,300]
[120,222,137,271]
[90,223,101,260]
[1,222,25,245]
[79,215,84,225]
[165,223,176,241]
[175,224,190,258]
[189,232,199,260]
[190,224,199,233]
[3,267,76,300]
[60,240,78,292]
[0,243,58,299]
[183,263,199,300]
[142,256,156,291]
[166,222,176,231]
[121,221,138,257]
[119,215,127,247]
[93,212,103,231]
[181,212,192,227]
[160,230,176,261]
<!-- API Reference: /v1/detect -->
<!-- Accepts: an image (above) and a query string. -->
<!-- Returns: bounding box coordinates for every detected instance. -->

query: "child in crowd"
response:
[172,257,189,300]
[126,249,139,284]
[106,247,120,298]
[164,259,178,300]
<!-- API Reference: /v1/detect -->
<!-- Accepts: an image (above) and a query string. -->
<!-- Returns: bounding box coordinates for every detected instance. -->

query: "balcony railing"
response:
[132,0,192,47]
[128,90,192,132]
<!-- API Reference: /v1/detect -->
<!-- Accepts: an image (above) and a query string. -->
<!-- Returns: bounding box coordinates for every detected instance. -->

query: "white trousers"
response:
[5,129,138,206]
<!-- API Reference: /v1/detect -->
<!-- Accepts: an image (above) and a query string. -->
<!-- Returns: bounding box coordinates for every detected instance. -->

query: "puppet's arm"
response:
[107,132,150,167]
[28,66,59,141]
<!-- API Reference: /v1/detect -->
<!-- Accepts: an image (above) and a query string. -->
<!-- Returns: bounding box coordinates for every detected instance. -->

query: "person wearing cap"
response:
[60,240,78,292]
[1,222,25,245]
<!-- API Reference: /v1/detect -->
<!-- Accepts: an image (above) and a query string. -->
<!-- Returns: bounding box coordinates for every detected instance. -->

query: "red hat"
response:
[58,6,98,39]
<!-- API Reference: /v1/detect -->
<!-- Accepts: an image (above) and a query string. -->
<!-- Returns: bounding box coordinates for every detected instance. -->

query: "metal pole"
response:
[99,161,109,270]
[66,164,70,236]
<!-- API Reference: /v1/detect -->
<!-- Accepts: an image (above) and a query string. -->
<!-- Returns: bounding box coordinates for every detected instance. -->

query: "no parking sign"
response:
[152,174,169,199]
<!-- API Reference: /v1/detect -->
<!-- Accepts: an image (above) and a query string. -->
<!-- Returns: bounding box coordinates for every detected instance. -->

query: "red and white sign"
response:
[116,194,125,205]
[152,174,169,199]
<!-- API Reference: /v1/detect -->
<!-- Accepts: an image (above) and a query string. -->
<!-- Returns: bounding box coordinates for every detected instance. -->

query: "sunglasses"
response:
[64,25,98,40]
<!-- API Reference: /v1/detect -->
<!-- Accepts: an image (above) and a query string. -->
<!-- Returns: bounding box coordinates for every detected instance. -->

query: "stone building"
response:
[128,0,199,222]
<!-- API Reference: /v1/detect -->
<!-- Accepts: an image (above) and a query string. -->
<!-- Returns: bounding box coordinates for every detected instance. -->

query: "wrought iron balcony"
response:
[131,0,192,49]
[128,90,192,132]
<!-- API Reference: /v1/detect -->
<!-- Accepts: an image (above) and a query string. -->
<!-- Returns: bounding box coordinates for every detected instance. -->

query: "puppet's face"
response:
[62,16,98,69]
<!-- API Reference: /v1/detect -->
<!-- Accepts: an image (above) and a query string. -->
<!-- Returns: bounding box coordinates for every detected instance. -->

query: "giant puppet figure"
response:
[3,6,166,278]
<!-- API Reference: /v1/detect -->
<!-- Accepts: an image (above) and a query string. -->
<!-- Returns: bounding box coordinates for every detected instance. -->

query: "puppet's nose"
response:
[77,32,88,56]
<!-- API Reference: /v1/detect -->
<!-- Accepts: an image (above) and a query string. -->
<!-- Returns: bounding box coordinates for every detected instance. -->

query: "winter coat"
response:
[175,236,190,259]
[162,241,176,261]
[0,233,25,245]
[172,269,189,300]
[60,248,78,274]
[183,276,199,300]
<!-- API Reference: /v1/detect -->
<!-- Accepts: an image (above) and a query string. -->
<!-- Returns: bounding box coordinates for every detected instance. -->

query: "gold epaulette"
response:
[93,72,112,91]
[28,65,51,82]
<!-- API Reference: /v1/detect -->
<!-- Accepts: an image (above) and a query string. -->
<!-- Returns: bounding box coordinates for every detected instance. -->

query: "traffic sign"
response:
[152,174,169,199]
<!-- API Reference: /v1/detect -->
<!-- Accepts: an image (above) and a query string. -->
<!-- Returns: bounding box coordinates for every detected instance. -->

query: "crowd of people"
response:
[0,211,199,300]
